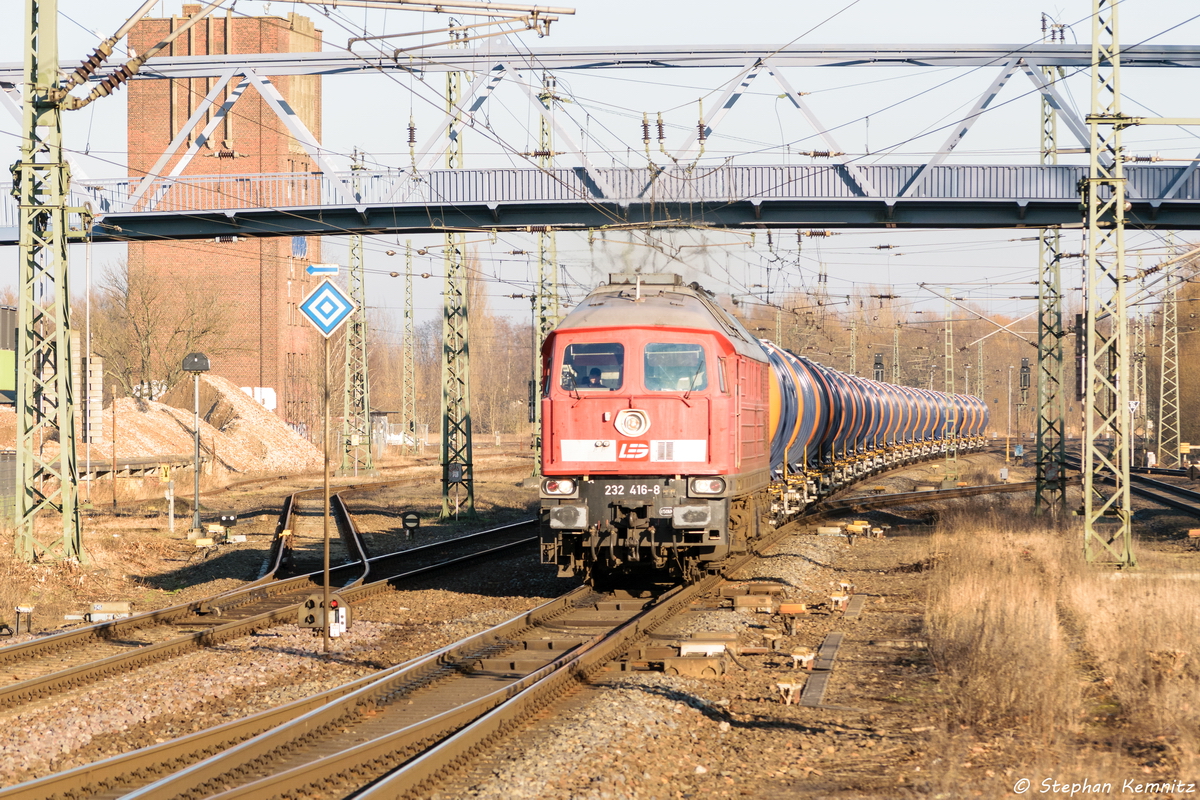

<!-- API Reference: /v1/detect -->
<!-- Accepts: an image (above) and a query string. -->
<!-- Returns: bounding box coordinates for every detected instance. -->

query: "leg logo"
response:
[617,441,650,460]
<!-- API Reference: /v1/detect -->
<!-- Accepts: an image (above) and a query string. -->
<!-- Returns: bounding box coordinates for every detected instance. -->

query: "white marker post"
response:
[298,274,355,654]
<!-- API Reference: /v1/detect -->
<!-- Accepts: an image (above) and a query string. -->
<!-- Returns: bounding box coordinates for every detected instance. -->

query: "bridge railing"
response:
[0,164,1196,231]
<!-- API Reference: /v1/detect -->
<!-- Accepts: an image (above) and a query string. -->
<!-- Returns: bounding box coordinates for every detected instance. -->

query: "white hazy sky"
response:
[1,0,1199,331]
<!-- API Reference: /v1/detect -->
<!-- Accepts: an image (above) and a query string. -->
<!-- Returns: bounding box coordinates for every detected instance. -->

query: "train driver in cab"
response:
[585,368,605,388]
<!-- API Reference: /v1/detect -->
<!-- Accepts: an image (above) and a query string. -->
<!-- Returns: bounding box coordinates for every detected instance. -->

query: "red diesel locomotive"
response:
[539,274,988,585]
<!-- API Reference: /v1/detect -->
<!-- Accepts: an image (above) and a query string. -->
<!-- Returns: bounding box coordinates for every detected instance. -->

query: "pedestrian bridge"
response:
[2,162,1199,244]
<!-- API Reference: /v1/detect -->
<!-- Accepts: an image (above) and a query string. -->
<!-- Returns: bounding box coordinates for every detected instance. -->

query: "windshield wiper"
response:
[682,363,704,400]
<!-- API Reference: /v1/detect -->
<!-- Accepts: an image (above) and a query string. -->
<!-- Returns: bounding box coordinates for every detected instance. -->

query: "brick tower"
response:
[127,7,324,435]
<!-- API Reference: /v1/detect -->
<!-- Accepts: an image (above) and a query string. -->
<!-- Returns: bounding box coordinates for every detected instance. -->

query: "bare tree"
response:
[91,259,238,397]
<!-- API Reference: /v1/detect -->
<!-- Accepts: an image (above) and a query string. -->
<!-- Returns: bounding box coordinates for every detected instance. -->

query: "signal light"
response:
[298,594,350,630]
[690,478,726,495]
[542,478,576,495]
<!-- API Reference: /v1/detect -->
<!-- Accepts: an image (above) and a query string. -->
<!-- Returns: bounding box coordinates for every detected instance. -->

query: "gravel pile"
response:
[6,374,323,473]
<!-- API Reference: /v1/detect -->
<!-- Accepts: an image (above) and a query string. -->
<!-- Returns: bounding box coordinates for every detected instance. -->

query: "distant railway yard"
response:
[0,448,1197,799]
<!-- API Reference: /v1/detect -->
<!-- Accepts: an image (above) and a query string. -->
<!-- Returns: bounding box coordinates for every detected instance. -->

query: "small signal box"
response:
[299,594,351,635]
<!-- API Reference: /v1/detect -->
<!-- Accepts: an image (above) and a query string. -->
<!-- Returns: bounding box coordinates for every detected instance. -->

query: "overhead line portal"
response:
[4,43,1200,82]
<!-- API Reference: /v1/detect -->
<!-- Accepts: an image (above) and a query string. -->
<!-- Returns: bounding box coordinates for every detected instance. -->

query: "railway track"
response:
[0,529,762,800]
[1063,457,1200,518]
[10,468,1040,800]
[1121,471,1200,516]
[0,492,536,712]
[0,453,1039,799]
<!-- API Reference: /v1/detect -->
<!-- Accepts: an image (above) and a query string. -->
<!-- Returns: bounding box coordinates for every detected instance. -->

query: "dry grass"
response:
[921,498,1200,784]
[924,499,1083,739]
[0,531,90,630]
[1066,563,1200,773]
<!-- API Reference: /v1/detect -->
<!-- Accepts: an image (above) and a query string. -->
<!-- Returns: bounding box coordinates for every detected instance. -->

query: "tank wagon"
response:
[539,274,988,584]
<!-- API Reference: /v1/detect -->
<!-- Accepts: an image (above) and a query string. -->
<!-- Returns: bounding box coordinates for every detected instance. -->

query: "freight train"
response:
[538,274,988,585]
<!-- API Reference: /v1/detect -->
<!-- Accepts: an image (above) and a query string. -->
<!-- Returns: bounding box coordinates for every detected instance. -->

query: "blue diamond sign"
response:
[300,279,356,338]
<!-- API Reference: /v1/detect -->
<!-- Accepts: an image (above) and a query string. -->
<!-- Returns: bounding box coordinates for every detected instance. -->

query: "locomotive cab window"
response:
[559,343,624,391]
[645,343,708,392]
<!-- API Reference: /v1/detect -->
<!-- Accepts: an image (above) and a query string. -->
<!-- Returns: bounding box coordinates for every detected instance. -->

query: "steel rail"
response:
[0,586,590,800]
[6,492,801,797]
[1121,472,1200,517]
[355,457,1034,796]
[2,448,1008,795]
[112,583,707,800]
[0,464,531,675]
[0,497,299,672]
[0,518,537,710]
[818,479,1078,514]
[1066,456,1200,518]
[0,491,314,678]
[116,586,598,800]
[356,506,812,797]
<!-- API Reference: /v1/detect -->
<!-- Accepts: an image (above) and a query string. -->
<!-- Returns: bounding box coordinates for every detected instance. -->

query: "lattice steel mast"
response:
[943,297,958,484]
[531,72,560,474]
[400,241,418,455]
[1082,0,1132,565]
[15,0,86,561]
[892,325,901,384]
[1158,272,1180,467]
[976,341,984,398]
[1131,313,1147,459]
[849,320,858,376]
[440,52,475,517]
[1035,18,1069,516]
[340,152,373,476]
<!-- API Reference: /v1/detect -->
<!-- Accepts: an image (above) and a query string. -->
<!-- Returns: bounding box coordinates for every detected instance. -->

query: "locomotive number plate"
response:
[603,483,662,497]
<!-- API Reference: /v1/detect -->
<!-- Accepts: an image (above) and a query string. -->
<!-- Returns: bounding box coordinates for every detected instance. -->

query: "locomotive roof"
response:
[556,276,768,362]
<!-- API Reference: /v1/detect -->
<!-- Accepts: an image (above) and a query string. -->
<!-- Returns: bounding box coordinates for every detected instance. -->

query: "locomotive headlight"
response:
[542,478,577,496]
[689,477,726,495]
[614,409,650,437]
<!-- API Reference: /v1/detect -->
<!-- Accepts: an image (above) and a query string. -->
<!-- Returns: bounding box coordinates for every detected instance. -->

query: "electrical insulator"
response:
[408,118,417,146]
[641,114,651,144]
[1075,314,1087,401]
[657,114,666,142]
